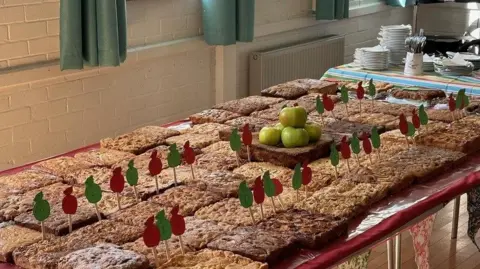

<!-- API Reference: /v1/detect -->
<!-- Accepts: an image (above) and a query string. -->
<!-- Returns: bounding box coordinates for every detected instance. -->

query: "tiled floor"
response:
[366,194,480,269]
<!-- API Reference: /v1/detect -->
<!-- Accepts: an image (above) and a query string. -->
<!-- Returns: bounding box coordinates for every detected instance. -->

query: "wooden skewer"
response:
[270,197,277,213]
[259,204,264,219]
[133,186,140,202]
[178,236,186,254]
[164,241,171,260]
[94,204,102,221]
[41,222,45,240]
[152,248,159,267]
[248,208,256,224]
[277,196,285,210]
[155,175,160,194]
[173,167,178,186]
[247,146,251,162]
[67,214,73,233]
[190,165,195,180]
[116,193,121,210]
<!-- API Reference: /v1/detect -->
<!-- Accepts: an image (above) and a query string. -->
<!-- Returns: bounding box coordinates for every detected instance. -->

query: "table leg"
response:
[387,239,394,269]
[395,234,402,269]
[452,196,461,239]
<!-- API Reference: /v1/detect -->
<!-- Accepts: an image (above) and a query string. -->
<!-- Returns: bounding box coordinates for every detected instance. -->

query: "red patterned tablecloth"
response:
[1,120,480,269]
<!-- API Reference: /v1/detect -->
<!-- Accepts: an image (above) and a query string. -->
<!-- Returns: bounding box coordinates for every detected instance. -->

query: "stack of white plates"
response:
[434,57,474,76]
[358,46,390,70]
[423,54,434,72]
[378,25,412,65]
[446,51,480,70]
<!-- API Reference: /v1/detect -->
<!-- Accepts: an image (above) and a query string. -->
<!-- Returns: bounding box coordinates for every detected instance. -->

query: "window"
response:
[312,0,384,11]
[349,0,384,9]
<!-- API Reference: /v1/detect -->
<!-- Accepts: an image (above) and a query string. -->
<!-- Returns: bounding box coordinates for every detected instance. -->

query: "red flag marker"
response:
[110,167,125,210]
[356,81,365,114]
[143,216,161,267]
[183,141,196,180]
[340,136,352,172]
[62,186,77,233]
[148,150,162,194]
[361,132,373,165]
[301,161,312,199]
[170,206,186,254]
[322,93,335,118]
[272,178,285,210]
[399,114,409,147]
[253,177,265,219]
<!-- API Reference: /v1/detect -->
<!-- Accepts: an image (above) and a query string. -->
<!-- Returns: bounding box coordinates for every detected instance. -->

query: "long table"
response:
[1,119,480,269]
[324,64,480,95]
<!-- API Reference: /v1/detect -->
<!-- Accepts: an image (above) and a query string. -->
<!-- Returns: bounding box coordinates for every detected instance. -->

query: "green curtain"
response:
[60,0,127,70]
[237,0,255,42]
[316,0,349,20]
[201,0,255,45]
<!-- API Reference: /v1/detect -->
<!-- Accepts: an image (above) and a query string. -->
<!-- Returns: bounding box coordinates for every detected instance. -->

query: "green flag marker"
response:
[238,181,253,208]
[33,192,50,222]
[263,171,275,198]
[155,210,172,241]
[340,86,349,104]
[329,144,340,179]
[238,180,256,223]
[456,89,466,109]
[371,127,381,149]
[330,144,339,167]
[85,176,103,220]
[350,132,361,165]
[229,129,242,152]
[316,96,324,114]
[126,160,138,186]
[368,78,376,98]
[351,132,361,154]
[229,128,242,167]
[407,122,416,137]
[464,94,470,107]
[33,192,50,240]
[262,171,277,213]
[418,104,429,126]
[155,209,173,258]
[85,176,102,204]
[126,160,139,201]
[292,163,302,190]
[167,144,181,168]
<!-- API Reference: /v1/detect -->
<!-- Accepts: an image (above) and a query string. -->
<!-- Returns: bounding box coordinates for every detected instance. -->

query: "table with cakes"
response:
[1,77,480,269]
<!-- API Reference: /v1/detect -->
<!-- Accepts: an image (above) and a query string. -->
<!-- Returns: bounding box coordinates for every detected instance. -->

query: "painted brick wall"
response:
[417,3,479,37]
[0,0,411,169]
[236,7,413,97]
[0,0,214,169]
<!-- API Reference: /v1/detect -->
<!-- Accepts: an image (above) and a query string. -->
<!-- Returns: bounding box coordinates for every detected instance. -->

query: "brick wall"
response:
[417,3,478,37]
[0,0,411,169]
[236,6,413,97]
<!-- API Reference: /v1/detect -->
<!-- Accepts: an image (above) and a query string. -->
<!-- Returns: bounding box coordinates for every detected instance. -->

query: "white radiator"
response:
[249,35,345,95]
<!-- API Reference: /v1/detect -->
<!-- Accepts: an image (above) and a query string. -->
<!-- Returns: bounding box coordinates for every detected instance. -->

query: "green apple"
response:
[279,106,308,128]
[281,127,310,148]
[304,123,322,142]
[259,127,281,146]
[274,123,285,132]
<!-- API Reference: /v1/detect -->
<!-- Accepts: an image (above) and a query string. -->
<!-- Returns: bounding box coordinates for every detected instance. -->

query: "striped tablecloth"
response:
[322,64,480,96]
